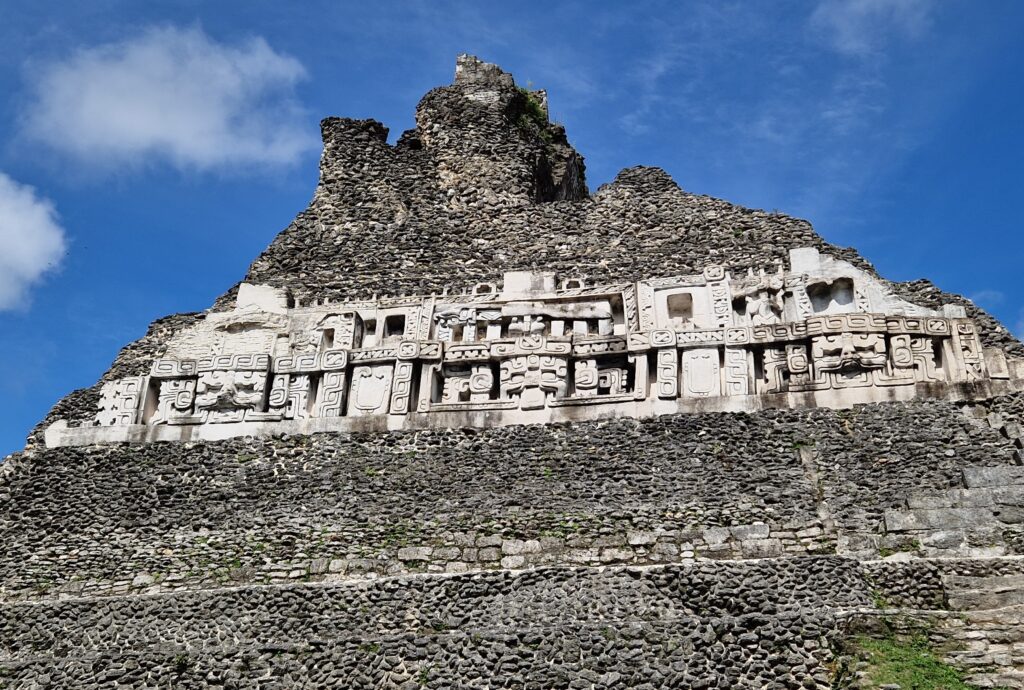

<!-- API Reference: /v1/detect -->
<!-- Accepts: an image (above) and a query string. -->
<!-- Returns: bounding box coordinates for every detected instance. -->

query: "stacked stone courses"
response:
[5,55,1024,688]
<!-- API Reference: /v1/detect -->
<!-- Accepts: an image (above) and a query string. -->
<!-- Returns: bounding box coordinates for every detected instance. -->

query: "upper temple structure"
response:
[6,55,1024,688]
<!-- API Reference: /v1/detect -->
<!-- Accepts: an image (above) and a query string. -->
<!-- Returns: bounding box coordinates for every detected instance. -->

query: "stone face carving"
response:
[61,254,1020,447]
[812,333,887,374]
[501,355,567,410]
[194,370,268,423]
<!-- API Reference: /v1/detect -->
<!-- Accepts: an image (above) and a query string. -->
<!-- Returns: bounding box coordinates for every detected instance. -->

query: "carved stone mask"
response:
[195,371,266,411]
[812,333,887,373]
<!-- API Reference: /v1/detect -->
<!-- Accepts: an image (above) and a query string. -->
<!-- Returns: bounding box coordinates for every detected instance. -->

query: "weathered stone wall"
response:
[0,558,867,689]
[4,398,1021,601]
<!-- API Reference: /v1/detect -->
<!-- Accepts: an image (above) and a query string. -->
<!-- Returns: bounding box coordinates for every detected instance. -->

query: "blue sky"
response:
[0,0,1022,456]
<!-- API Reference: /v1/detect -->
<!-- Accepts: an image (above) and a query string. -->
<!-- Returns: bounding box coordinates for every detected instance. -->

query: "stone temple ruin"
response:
[4,55,1024,688]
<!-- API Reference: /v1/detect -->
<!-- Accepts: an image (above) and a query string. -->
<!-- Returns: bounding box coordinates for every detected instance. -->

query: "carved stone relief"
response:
[64,259,1019,447]
[95,377,145,426]
[349,365,394,416]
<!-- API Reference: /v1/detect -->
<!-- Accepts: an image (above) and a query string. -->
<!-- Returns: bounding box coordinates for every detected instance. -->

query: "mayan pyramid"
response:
[3,55,1024,688]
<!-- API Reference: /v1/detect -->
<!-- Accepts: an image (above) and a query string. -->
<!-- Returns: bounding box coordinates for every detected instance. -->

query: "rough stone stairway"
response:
[881,466,1024,558]
[940,572,1024,688]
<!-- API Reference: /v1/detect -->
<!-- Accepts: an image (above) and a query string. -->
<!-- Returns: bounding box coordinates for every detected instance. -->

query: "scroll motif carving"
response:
[390,361,416,415]
[574,359,598,397]
[723,347,749,396]
[151,379,197,425]
[315,371,347,418]
[656,349,679,399]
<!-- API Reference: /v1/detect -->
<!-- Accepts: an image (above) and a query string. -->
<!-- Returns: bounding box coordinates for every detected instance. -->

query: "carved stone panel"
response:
[390,361,415,415]
[955,323,985,382]
[656,349,679,399]
[194,370,268,424]
[151,379,197,425]
[500,355,567,410]
[723,347,749,396]
[95,377,145,426]
[574,359,598,397]
[349,364,394,416]
[598,367,628,395]
[316,371,347,418]
[682,348,721,398]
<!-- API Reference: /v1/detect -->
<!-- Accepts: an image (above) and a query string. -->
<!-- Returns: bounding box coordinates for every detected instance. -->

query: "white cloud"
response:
[0,173,66,310]
[21,26,316,171]
[969,289,1005,308]
[810,0,933,57]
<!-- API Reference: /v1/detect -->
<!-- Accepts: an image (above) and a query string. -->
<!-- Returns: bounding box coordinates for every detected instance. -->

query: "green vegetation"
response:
[847,633,973,689]
[514,87,553,143]
[173,653,191,672]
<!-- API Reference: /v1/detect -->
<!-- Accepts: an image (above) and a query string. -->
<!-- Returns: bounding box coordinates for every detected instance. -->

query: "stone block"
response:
[477,547,500,561]
[739,539,783,558]
[963,466,1024,489]
[919,530,965,550]
[703,527,731,546]
[883,507,995,532]
[599,547,634,563]
[502,539,526,555]
[396,546,433,561]
[500,555,526,569]
[730,524,770,541]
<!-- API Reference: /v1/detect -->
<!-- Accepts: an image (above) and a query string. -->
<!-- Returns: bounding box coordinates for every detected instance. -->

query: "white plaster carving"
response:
[47,254,1023,448]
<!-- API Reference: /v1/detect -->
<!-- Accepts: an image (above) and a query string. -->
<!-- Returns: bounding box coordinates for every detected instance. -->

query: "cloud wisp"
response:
[810,0,933,57]
[21,26,316,172]
[0,173,66,310]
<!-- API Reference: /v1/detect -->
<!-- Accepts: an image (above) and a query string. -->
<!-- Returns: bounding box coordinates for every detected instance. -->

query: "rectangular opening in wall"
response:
[385,314,406,340]
[320,329,335,351]
[667,292,693,328]
[307,375,320,416]
[932,338,945,377]
[141,379,161,424]
[361,319,378,348]
[752,346,765,393]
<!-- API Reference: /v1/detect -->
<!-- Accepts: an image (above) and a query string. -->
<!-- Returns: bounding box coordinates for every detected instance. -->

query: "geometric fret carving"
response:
[95,376,145,426]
